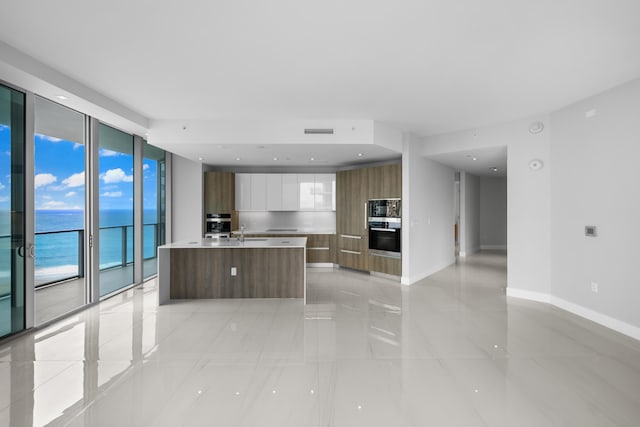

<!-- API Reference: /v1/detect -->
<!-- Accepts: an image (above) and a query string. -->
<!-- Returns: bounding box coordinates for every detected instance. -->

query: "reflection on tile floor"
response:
[1,251,640,426]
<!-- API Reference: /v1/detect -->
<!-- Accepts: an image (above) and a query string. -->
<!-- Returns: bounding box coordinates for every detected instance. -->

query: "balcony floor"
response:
[33,258,157,325]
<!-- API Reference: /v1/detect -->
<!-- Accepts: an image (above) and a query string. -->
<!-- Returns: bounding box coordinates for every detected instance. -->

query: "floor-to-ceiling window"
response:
[0,83,26,338]
[98,124,134,297]
[33,96,87,324]
[142,142,165,279]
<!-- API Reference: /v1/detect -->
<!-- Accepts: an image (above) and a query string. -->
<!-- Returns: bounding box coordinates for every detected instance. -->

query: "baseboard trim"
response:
[402,259,455,286]
[306,263,334,268]
[507,288,640,342]
[506,288,551,303]
[480,245,507,250]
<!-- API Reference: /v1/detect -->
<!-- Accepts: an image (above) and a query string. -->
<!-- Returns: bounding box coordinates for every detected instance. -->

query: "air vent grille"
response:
[304,128,334,135]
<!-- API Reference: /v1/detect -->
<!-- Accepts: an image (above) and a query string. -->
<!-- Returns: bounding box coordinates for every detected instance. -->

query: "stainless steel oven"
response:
[206,213,231,235]
[368,217,401,258]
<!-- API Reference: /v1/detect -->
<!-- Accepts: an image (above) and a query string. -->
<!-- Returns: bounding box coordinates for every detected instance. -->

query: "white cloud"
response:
[34,173,57,188]
[62,171,85,188]
[102,191,123,198]
[99,148,121,157]
[143,164,149,170]
[100,168,133,184]
[36,133,63,143]
[0,182,4,190]
[73,143,83,150]
[65,191,77,197]
[39,200,81,210]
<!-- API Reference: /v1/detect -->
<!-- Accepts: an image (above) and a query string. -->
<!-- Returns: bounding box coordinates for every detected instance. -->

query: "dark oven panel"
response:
[368,219,401,257]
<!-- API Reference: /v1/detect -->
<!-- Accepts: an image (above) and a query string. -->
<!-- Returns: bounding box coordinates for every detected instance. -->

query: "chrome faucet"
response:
[240,224,245,242]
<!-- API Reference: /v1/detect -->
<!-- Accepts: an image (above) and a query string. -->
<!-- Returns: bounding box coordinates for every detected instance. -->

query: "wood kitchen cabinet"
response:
[367,163,402,199]
[204,172,235,213]
[336,168,369,271]
[306,234,335,264]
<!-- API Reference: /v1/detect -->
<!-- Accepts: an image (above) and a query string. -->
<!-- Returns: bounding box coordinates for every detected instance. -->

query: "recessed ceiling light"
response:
[489,167,498,172]
[273,157,278,161]
[235,157,241,161]
[310,157,315,161]
[198,157,204,161]
[357,153,364,157]
[56,95,68,100]
[472,157,478,161]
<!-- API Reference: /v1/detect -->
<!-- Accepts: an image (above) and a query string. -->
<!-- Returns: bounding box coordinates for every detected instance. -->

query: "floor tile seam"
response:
[511,357,632,427]
[431,357,494,427]
[529,356,640,415]
[0,360,79,413]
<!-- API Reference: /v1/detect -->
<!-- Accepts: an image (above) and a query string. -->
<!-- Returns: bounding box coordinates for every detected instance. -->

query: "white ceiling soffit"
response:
[149,119,403,166]
[164,143,400,167]
[0,41,149,136]
[1,1,639,137]
[427,146,507,177]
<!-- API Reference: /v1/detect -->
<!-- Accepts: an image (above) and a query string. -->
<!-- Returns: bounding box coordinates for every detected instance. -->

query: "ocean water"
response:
[0,209,160,288]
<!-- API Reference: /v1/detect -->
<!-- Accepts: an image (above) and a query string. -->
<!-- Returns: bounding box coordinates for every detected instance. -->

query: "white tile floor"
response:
[1,251,640,426]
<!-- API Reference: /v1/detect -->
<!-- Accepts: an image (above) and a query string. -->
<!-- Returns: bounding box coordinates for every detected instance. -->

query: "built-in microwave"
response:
[368,198,401,219]
[206,213,231,235]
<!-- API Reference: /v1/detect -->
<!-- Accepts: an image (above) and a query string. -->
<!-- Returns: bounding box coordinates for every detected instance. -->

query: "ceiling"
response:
[427,146,508,177]
[1,0,639,168]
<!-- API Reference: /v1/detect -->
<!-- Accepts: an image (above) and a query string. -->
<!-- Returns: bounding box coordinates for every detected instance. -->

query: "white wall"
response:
[479,176,507,249]
[402,134,455,284]
[550,78,640,332]
[460,172,480,256]
[421,115,552,296]
[171,155,203,242]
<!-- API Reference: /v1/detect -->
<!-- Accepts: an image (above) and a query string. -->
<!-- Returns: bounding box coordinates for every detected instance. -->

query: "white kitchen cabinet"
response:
[314,174,335,211]
[236,173,335,211]
[251,173,267,211]
[298,174,316,210]
[235,173,251,211]
[282,174,299,211]
[266,174,283,211]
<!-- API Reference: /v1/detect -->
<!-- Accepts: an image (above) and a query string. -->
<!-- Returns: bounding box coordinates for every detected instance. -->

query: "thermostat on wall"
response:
[585,226,597,237]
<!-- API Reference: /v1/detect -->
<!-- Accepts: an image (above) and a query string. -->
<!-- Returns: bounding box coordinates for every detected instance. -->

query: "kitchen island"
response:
[158,237,307,304]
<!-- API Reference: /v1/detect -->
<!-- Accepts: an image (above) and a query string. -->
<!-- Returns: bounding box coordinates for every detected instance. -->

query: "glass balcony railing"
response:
[28,223,162,288]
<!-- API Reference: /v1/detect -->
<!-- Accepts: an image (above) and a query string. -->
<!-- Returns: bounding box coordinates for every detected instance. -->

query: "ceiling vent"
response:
[304,128,334,135]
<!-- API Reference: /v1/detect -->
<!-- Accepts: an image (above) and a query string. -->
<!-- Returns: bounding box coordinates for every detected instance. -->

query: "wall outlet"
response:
[231,267,237,276]
[591,282,598,293]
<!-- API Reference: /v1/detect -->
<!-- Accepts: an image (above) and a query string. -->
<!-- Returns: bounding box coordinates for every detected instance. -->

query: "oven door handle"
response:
[371,228,397,232]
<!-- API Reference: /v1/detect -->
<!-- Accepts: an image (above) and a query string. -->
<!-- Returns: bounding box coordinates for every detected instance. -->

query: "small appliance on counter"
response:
[368,199,401,258]
[205,213,231,237]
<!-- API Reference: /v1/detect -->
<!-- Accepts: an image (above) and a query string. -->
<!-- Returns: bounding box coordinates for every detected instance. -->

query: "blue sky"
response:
[0,126,159,212]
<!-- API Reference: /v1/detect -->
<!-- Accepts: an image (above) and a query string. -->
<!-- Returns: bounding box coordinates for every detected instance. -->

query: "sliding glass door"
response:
[142,142,165,279]
[0,84,26,338]
[33,96,87,324]
[98,124,134,297]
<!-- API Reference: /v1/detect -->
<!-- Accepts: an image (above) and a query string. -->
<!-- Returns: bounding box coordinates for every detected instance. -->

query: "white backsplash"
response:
[238,211,336,232]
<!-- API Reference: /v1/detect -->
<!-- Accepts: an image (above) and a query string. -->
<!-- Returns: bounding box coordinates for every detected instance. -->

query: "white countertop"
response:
[159,237,307,249]
[232,229,335,235]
